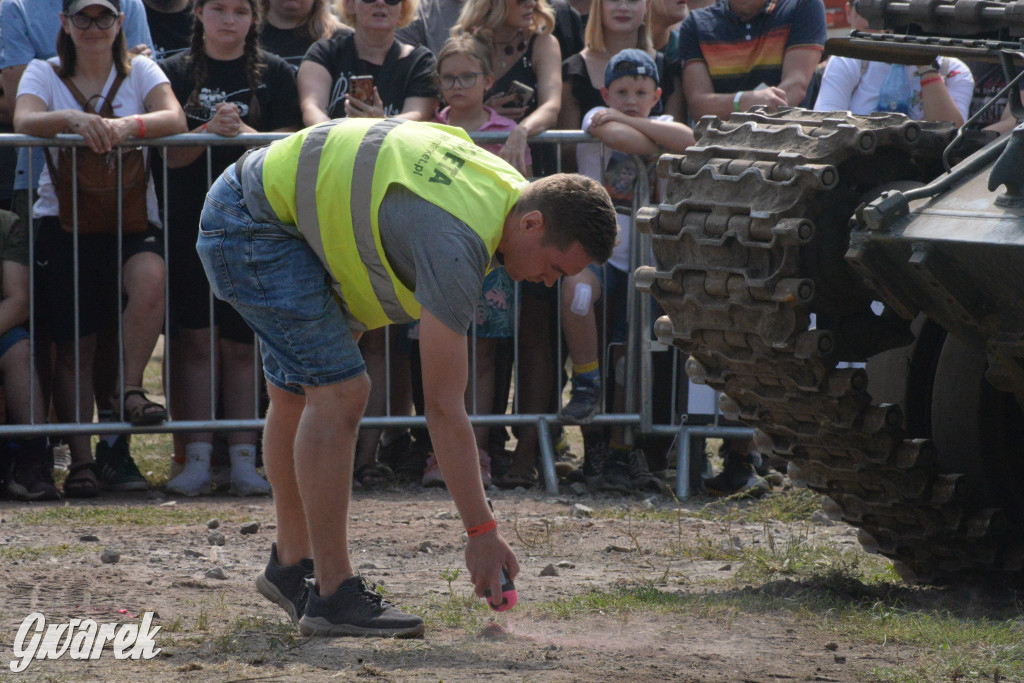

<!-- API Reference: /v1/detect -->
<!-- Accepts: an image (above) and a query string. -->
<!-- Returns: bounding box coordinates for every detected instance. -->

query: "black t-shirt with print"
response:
[146,3,194,61]
[259,23,355,72]
[303,31,437,118]
[159,50,301,235]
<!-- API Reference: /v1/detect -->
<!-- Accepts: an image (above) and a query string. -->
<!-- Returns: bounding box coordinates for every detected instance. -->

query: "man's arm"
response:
[777,47,822,107]
[418,308,519,603]
[683,60,788,120]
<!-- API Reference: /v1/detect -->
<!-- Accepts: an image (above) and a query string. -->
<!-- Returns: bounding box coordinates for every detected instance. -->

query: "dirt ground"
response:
[0,487,939,682]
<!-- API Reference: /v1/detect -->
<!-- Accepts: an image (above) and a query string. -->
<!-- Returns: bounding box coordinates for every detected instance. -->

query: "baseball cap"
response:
[604,49,659,87]
[63,0,121,14]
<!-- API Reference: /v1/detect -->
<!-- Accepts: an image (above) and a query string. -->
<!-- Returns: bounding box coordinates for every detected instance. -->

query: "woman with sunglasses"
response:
[453,0,561,176]
[296,0,437,124]
[13,0,186,497]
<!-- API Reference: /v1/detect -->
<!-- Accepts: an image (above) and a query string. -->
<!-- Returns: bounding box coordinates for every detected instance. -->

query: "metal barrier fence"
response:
[0,129,752,497]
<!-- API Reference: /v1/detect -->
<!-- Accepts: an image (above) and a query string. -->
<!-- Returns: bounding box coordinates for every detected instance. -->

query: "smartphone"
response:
[349,75,375,106]
[505,80,535,108]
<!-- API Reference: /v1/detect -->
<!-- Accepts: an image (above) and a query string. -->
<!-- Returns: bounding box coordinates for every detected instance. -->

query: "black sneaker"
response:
[626,449,664,493]
[559,382,601,424]
[299,575,425,638]
[582,441,606,489]
[5,439,60,501]
[255,543,314,624]
[601,451,633,493]
[95,437,149,492]
[705,450,769,498]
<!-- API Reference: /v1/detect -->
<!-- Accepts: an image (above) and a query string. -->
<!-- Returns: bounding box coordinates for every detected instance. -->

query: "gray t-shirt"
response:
[238,149,488,334]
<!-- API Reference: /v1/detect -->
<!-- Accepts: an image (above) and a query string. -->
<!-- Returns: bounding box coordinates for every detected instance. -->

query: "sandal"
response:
[354,462,390,490]
[118,386,168,426]
[64,462,99,499]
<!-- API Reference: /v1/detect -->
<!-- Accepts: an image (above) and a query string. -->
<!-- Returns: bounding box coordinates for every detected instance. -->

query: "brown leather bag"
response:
[43,66,150,235]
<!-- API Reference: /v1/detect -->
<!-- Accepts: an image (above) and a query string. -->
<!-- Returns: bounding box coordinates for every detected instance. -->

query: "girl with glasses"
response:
[12,0,187,497]
[158,0,302,497]
[453,0,561,176]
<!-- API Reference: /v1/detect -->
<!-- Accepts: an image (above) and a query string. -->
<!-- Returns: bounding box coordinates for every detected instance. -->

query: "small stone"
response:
[100,548,120,564]
[184,548,205,558]
[570,504,593,518]
[205,566,227,580]
[240,522,260,535]
[718,564,732,571]
[824,642,838,651]
[811,510,835,526]
[206,519,220,530]
[207,530,226,546]
[568,482,587,496]
[556,560,575,569]
[539,563,558,577]
[834,655,846,664]
[159,500,176,507]
[605,545,632,553]
[433,510,456,520]
[79,535,99,542]
[642,497,656,509]
[418,541,434,554]
[358,562,380,570]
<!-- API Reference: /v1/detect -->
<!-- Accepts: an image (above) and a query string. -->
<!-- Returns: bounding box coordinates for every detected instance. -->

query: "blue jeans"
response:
[196,166,365,395]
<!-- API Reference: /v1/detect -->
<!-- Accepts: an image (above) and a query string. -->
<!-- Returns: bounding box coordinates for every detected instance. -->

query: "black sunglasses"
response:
[359,0,404,5]
[66,12,118,30]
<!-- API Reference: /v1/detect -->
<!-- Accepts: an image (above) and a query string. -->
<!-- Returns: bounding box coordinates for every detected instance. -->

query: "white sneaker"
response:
[229,446,271,497]
[166,446,212,497]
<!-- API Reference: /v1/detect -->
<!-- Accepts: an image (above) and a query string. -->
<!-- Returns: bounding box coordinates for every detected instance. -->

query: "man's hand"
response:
[127,44,152,59]
[739,86,788,112]
[465,530,519,607]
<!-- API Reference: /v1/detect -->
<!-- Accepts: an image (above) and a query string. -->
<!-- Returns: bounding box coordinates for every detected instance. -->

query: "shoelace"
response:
[355,577,393,608]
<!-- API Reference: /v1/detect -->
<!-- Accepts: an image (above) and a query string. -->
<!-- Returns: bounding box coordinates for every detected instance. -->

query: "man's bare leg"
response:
[293,374,370,595]
[263,383,310,565]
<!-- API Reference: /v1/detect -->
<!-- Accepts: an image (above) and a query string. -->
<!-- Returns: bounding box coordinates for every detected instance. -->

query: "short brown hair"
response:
[437,34,492,76]
[518,174,618,264]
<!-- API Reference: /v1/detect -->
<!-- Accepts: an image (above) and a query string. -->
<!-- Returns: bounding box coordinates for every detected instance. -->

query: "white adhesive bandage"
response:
[570,283,592,316]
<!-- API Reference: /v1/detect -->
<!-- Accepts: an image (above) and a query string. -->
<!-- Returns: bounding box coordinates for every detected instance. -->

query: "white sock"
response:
[229,444,270,496]
[166,443,212,496]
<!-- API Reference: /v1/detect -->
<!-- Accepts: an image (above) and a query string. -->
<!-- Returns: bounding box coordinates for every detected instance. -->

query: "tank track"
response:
[636,108,1024,584]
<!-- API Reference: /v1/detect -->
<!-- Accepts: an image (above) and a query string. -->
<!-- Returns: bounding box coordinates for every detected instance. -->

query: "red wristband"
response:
[919,76,942,87]
[466,519,497,537]
[200,122,208,132]
[135,115,145,137]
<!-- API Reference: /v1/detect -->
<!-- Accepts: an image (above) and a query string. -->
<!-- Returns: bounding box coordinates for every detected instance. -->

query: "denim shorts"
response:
[196,165,365,395]
[0,325,29,360]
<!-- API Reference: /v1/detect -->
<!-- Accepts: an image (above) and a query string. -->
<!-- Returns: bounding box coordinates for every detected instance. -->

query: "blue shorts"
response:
[196,166,366,395]
[0,325,29,360]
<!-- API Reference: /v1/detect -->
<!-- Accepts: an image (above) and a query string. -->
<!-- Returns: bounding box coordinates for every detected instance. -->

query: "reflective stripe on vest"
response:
[296,119,409,326]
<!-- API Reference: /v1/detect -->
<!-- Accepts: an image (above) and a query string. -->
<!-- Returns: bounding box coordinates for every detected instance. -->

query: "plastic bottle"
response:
[875,63,913,115]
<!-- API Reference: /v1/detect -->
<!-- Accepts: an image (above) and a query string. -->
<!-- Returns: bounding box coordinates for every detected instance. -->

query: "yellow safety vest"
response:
[261,118,527,331]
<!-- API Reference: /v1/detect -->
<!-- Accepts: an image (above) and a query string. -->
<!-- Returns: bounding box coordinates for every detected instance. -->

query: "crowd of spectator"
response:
[0,0,1004,501]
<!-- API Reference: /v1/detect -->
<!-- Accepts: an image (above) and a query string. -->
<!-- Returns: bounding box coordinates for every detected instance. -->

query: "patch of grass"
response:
[12,505,251,527]
[692,488,822,524]
[416,592,489,631]
[0,543,92,561]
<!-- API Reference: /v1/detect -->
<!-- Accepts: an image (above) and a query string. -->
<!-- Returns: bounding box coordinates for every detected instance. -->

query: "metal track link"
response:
[636,107,1018,583]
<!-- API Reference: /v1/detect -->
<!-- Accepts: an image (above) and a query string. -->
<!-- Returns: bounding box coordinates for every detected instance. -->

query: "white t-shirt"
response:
[17,55,169,223]
[813,56,974,123]
[578,106,671,272]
